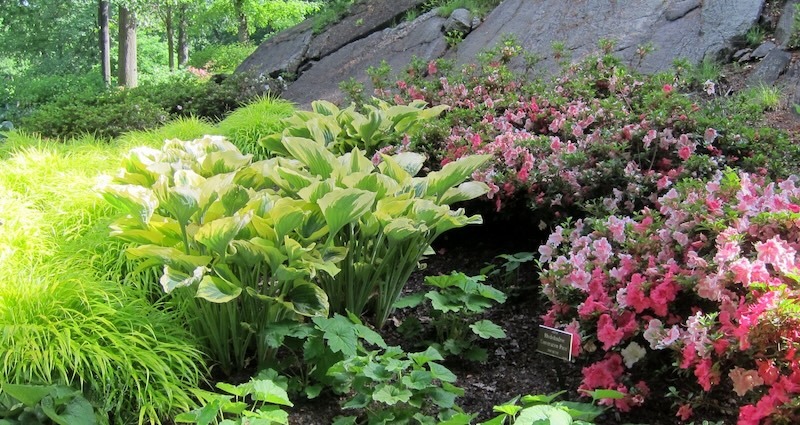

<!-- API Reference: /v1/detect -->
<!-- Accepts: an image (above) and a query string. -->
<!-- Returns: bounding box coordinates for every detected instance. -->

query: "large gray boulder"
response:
[282,10,448,108]
[453,0,764,74]
[236,0,426,77]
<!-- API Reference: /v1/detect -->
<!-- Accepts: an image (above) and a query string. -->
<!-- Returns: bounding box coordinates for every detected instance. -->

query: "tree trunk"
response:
[166,4,175,71]
[177,3,189,67]
[118,5,138,87]
[233,0,248,43]
[98,0,111,85]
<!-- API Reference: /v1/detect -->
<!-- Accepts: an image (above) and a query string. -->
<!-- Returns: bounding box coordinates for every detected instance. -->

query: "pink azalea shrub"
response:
[371,41,799,219]
[538,170,800,423]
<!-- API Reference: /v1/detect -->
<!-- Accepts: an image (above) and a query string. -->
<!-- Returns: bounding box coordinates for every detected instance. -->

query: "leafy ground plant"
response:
[394,272,507,361]
[175,370,293,425]
[328,346,468,425]
[482,389,622,425]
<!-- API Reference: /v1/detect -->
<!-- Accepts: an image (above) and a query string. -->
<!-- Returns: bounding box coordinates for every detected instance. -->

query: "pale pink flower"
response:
[729,367,764,397]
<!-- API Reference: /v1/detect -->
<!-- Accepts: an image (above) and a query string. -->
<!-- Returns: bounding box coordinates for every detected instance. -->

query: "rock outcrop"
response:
[237,0,769,108]
[453,0,764,74]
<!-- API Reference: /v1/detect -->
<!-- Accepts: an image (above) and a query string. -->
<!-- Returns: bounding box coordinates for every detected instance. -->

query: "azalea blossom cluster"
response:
[539,170,800,423]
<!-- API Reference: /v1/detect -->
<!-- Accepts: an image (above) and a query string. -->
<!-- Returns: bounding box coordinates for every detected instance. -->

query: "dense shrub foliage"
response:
[188,43,257,74]
[539,170,800,423]
[369,41,800,221]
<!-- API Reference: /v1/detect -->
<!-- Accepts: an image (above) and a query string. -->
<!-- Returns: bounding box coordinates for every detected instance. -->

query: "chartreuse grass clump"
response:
[217,96,296,159]
[0,132,206,424]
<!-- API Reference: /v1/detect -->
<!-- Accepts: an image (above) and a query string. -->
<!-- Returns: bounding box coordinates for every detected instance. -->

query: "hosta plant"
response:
[260,98,448,157]
[481,389,622,425]
[0,383,97,425]
[262,133,490,327]
[538,170,800,424]
[394,272,507,361]
[101,136,337,373]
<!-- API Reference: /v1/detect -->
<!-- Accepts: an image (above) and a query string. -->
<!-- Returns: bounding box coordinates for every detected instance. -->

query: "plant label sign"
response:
[536,325,574,362]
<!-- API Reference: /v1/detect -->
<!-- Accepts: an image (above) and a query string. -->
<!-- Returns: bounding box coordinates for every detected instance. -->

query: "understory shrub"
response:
[538,170,800,424]
[369,40,800,222]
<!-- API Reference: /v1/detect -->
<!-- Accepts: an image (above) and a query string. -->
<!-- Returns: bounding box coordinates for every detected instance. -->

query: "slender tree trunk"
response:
[118,5,138,87]
[166,4,175,71]
[233,0,248,43]
[98,0,111,85]
[177,3,189,67]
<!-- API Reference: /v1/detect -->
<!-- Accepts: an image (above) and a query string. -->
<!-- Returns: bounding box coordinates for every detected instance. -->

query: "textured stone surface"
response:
[747,48,792,86]
[775,0,800,47]
[235,21,314,77]
[453,0,765,75]
[751,41,777,59]
[443,8,473,34]
[236,0,425,76]
[282,11,448,108]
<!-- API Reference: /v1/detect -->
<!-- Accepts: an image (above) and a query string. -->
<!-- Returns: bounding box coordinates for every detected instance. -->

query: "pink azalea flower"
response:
[729,367,764,397]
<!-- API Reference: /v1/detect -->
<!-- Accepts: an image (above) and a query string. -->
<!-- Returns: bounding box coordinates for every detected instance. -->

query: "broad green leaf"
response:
[439,181,490,205]
[282,137,338,178]
[297,180,335,203]
[196,275,242,303]
[100,184,158,227]
[354,323,387,348]
[276,166,316,191]
[515,405,572,425]
[332,416,358,425]
[582,388,625,401]
[393,293,425,309]
[428,362,456,382]
[556,401,605,421]
[480,415,508,425]
[401,370,433,390]
[425,155,491,199]
[338,149,375,174]
[317,188,376,236]
[409,346,444,366]
[40,394,97,425]
[1,383,52,405]
[426,292,462,313]
[493,404,523,416]
[286,282,329,317]
[312,315,358,357]
[160,265,207,293]
[306,116,342,147]
[428,388,457,408]
[470,320,507,339]
[372,384,412,405]
[251,379,293,407]
[220,185,249,216]
[434,212,483,235]
[195,211,253,256]
[438,413,476,425]
[260,133,291,157]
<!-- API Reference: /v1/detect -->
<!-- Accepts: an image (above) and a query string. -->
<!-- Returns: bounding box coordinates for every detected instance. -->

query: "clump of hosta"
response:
[261,98,448,157]
[538,170,800,423]
[102,135,489,373]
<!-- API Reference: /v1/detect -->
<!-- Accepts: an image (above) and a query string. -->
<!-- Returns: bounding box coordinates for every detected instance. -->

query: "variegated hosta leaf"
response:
[297,180,334,204]
[374,198,413,224]
[425,154,492,199]
[438,181,490,205]
[196,275,242,303]
[317,188,376,236]
[259,133,291,157]
[199,149,252,176]
[126,245,212,271]
[306,116,342,147]
[226,240,267,267]
[411,199,448,225]
[358,212,380,238]
[117,146,164,187]
[157,184,201,226]
[269,198,307,240]
[220,185,250,216]
[337,149,375,174]
[433,211,483,236]
[389,152,426,177]
[383,218,428,242]
[285,282,329,317]
[250,237,288,271]
[378,154,412,185]
[249,215,279,241]
[281,137,338,178]
[311,100,341,116]
[160,265,207,293]
[110,217,170,245]
[101,184,158,227]
[276,167,316,193]
[195,210,253,256]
